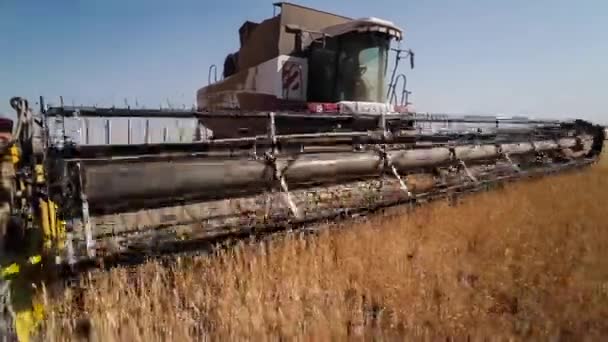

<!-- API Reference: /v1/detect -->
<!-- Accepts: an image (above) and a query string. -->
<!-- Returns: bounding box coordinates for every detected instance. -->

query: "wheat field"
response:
[41,154,608,341]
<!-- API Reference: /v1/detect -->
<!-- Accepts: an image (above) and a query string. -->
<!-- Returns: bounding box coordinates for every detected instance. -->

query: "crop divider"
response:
[374,145,412,197]
[265,112,301,220]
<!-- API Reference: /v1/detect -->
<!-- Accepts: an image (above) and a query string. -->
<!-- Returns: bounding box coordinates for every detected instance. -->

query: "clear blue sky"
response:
[1,0,606,124]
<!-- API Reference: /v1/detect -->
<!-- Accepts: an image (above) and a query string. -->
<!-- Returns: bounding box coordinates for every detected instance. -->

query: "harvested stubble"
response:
[42,156,608,341]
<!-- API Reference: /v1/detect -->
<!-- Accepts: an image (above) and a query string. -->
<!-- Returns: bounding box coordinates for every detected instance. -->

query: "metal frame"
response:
[43,103,565,126]
[27,99,603,268]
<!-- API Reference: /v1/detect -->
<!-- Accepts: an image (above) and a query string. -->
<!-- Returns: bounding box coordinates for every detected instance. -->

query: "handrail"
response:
[208,64,218,85]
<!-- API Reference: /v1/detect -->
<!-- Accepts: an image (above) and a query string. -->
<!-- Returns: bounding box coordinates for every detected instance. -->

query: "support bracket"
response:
[264,152,301,220]
[264,112,301,219]
[76,162,95,258]
[375,146,412,197]
[503,152,521,172]
[458,159,478,183]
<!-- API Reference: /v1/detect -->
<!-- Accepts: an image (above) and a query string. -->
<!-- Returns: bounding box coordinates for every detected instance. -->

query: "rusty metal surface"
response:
[78,137,581,211]
[277,2,351,55]
[237,16,281,71]
[63,157,596,265]
[235,3,352,72]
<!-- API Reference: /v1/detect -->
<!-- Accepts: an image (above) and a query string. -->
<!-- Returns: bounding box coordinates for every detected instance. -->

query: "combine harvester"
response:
[0,2,605,340]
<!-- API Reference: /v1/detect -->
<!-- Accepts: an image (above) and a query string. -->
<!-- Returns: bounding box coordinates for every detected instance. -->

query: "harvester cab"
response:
[302,17,403,102]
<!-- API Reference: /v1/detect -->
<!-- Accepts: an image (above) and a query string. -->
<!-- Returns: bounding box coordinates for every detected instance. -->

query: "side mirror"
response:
[409,50,415,69]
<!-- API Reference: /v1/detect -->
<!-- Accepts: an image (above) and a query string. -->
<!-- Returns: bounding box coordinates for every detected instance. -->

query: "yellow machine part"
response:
[1,255,45,342]
[0,131,49,341]
[35,162,66,251]
[15,300,45,342]
[0,159,67,341]
[39,199,65,251]
[10,145,19,164]
[0,256,41,278]
[34,164,44,185]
